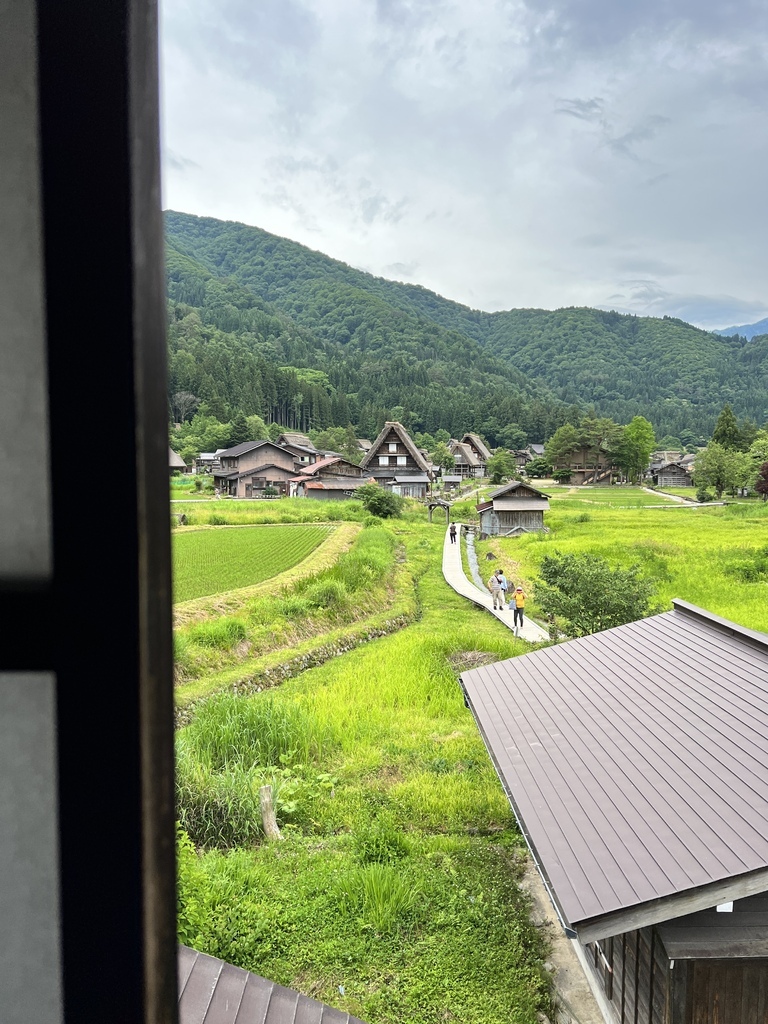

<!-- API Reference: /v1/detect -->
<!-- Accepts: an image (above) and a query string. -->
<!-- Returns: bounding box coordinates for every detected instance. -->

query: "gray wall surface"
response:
[0,0,52,580]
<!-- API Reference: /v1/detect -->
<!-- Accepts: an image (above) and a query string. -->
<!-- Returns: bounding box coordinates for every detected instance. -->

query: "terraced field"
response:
[173,524,333,602]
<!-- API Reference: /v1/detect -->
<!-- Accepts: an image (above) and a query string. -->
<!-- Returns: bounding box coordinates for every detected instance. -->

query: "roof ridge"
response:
[672,599,768,654]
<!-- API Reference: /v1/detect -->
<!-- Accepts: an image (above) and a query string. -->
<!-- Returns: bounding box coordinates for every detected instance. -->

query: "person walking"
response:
[511,586,526,633]
[449,522,457,544]
[488,568,505,610]
[497,569,508,601]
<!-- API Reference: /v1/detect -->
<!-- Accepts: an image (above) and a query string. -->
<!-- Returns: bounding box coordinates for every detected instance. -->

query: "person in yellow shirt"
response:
[511,586,526,632]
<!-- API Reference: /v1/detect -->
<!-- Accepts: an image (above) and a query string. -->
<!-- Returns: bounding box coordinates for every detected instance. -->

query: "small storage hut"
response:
[460,601,768,1024]
[476,481,549,537]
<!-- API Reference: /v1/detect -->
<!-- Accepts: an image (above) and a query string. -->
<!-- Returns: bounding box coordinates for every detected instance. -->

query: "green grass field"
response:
[173,524,333,602]
[476,491,768,632]
[176,523,549,1024]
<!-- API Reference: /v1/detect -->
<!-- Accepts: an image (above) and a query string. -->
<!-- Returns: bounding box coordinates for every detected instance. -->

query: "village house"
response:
[651,459,694,489]
[169,447,188,474]
[460,600,768,1024]
[276,431,317,453]
[359,421,433,498]
[195,450,224,473]
[514,443,546,471]
[554,445,618,485]
[214,440,317,497]
[476,480,550,536]
[459,432,492,464]
[449,440,484,478]
[289,456,372,500]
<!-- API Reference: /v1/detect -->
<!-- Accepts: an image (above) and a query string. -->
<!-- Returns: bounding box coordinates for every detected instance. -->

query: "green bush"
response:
[336,862,422,934]
[696,486,715,503]
[303,578,349,610]
[356,483,405,518]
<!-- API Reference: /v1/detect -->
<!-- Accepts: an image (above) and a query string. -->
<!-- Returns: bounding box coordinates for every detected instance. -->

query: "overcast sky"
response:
[160,0,768,330]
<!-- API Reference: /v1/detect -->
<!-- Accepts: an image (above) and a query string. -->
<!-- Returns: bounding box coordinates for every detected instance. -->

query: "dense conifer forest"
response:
[165,211,768,447]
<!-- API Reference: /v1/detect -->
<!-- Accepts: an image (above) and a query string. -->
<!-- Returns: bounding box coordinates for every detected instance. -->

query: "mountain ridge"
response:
[164,211,768,442]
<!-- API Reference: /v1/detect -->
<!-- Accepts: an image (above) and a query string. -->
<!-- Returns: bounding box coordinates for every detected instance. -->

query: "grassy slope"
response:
[475,488,768,631]
[176,521,551,1024]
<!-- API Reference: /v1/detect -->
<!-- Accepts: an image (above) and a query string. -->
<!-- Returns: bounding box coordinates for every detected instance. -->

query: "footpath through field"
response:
[441,526,549,642]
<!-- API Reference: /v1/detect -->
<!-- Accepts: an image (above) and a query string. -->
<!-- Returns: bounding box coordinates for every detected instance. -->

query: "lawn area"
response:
[173,524,334,602]
[475,495,768,632]
[171,496,371,525]
[176,521,551,1024]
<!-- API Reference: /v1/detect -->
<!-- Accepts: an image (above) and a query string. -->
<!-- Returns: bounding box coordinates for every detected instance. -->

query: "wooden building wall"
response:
[587,927,670,1024]
[480,509,545,535]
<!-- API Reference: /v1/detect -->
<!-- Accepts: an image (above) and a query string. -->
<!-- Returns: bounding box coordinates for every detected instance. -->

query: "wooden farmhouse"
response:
[179,945,364,1024]
[289,456,372,500]
[476,481,550,537]
[460,432,492,463]
[555,446,618,485]
[449,440,484,478]
[460,601,768,1024]
[276,431,317,453]
[169,447,188,474]
[359,421,433,498]
[213,440,317,497]
[651,460,694,489]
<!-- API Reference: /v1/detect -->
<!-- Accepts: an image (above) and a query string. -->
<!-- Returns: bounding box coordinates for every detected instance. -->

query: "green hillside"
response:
[164,211,768,443]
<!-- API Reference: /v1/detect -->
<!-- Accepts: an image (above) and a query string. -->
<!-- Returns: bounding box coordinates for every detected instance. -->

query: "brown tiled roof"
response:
[460,601,768,941]
[178,946,364,1024]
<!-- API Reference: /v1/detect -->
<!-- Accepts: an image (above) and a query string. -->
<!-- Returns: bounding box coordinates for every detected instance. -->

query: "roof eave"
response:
[574,865,768,944]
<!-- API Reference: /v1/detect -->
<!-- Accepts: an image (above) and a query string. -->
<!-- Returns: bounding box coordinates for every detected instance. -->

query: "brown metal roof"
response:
[178,946,365,1024]
[487,499,549,511]
[460,601,768,941]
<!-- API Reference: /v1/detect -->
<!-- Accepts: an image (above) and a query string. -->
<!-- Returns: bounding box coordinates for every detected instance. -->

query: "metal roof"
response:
[178,946,365,1024]
[460,601,768,942]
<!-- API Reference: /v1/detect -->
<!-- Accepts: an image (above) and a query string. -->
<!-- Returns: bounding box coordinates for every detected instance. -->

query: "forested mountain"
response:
[714,317,768,341]
[165,211,768,445]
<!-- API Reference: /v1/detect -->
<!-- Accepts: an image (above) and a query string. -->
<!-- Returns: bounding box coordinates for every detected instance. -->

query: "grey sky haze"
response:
[160,0,768,330]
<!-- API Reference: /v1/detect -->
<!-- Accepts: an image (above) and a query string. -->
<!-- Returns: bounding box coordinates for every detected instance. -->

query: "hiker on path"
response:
[488,568,505,610]
[511,586,526,630]
[449,522,457,544]
[497,569,508,599]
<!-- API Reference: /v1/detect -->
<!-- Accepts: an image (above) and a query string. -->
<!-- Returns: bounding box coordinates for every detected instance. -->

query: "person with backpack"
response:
[487,568,505,610]
[449,522,457,544]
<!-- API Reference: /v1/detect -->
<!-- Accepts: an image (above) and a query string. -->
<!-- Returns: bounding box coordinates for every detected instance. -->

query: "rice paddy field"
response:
[477,487,768,632]
[173,524,334,602]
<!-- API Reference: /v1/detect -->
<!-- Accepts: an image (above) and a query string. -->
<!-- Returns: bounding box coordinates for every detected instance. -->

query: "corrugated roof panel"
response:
[460,605,768,932]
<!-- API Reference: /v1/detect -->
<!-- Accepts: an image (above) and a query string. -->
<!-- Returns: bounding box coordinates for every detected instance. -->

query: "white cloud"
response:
[160,0,768,328]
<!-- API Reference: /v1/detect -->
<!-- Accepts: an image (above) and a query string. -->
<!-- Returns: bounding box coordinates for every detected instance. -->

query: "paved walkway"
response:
[442,527,549,642]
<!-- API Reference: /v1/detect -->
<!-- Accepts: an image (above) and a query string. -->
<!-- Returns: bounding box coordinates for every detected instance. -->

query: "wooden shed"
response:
[476,481,550,537]
[460,601,768,1024]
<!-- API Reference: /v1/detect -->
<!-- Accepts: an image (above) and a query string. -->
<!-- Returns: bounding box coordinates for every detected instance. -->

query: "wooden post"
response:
[259,785,283,841]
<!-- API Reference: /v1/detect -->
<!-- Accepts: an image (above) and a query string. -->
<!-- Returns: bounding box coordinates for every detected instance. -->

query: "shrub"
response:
[356,483,404,518]
[536,551,656,637]
[696,486,715,503]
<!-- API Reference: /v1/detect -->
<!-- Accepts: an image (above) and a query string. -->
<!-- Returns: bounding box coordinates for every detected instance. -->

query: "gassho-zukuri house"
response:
[476,481,550,537]
[360,421,432,498]
[460,600,768,1024]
